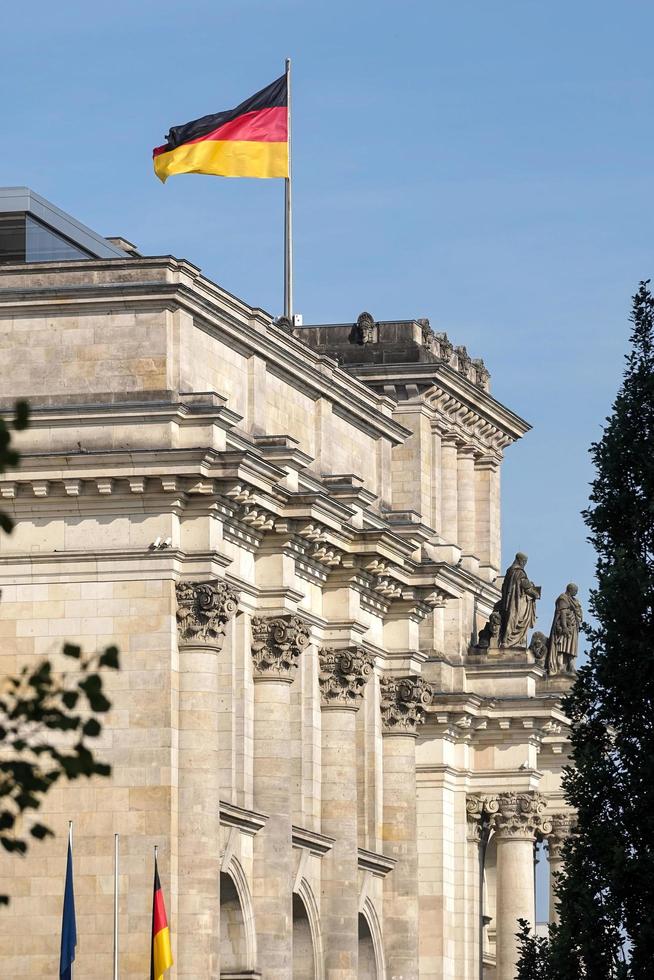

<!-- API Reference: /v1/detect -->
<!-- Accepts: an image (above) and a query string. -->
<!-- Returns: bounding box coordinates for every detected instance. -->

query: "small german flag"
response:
[150,853,173,980]
[153,74,288,182]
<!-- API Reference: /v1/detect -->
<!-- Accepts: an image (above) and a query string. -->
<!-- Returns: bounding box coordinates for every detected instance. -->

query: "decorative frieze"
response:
[493,792,552,840]
[318,646,375,709]
[250,613,311,680]
[379,675,433,735]
[175,579,239,646]
[547,812,575,860]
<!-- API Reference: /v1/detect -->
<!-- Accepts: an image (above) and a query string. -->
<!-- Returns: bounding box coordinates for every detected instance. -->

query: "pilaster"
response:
[250,613,310,976]
[319,647,375,979]
[175,579,239,979]
[380,675,433,978]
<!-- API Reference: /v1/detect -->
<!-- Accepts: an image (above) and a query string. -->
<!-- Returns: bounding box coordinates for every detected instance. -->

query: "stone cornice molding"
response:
[318,646,375,709]
[379,675,433,735]
[175,579,239,646]
[250,613,311,681]
[547,812,576,860]
[493,792,552,840]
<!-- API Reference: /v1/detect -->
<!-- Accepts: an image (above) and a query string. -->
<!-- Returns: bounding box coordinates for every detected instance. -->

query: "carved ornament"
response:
[251,614,311,680]
[349,311,376,346]
[379,675,433,735]
[318,646,375,709]
[547,812,576,860]
[466,794,500,842]
[176,580,239,646]
[493,792,551,840]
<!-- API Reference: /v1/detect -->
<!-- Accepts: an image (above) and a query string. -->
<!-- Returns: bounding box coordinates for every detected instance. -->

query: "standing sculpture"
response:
[546,583,582,675]
[498,553,541,648]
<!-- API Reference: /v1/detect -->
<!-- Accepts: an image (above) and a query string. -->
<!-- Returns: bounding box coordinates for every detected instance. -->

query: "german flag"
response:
[150,854,173,980]
[153,74,288,182]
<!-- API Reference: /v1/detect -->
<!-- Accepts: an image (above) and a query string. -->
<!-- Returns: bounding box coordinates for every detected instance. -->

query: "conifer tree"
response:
[517,281,654,978]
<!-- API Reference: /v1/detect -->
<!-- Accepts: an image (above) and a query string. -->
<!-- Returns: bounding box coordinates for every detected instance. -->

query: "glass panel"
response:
[0,212,26,264]
[25,215,92,262]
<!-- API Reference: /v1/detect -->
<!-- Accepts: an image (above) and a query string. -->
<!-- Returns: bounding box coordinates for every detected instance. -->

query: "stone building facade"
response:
[0,191,574,979]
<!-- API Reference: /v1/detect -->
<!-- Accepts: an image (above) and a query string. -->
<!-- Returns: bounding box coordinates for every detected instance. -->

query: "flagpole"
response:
[113,833,120,980]
[68,821,73,980]
[283,56,293,320]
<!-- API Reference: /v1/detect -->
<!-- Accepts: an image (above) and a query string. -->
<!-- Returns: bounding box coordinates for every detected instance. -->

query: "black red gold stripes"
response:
[150,857,173,980]
[153,74,288,181]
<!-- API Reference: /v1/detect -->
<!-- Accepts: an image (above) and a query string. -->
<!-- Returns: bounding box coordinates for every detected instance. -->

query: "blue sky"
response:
[2,0,653,643]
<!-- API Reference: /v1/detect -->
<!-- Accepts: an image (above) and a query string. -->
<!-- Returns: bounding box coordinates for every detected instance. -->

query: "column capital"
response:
[466,794,499,842]
[318,646,375,709]
[457,443,478,459]
[251,613,310,681]
[547,812,576,860]
[379,674,432,735]
[474,454,501,472]
[493,791,552,840]
[175,579,239,647]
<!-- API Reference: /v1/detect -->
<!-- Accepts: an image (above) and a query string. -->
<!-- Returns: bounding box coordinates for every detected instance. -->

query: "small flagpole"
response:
[113,833,120,980]
[68,821,73,980]
[283,56,293,320]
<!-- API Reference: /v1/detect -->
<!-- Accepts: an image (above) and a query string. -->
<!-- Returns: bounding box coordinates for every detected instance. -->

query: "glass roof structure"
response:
[0,187,128,265]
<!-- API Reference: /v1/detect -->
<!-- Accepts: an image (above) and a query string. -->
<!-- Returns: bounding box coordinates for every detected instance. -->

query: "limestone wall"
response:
[0,254,570,980]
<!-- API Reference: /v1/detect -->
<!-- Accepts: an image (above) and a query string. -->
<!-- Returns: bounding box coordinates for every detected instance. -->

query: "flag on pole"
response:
[59,827,77,980]
[153,73,288,182]
[150,852,173,980]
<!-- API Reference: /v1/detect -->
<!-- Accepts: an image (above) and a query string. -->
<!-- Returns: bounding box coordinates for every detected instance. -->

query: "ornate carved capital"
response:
[379,675,433,735]
[318,646,375,709]
[493,792,551,840]
[175,580,239,647]
[547,812,575,861]
[466,795,499,842]
[250,614,310,681]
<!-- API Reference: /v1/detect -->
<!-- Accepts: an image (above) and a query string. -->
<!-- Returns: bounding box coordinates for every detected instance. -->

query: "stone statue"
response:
[478,608,501,650]
[529,630,548,663]
[498,553,541,648]
[546,583,582,675]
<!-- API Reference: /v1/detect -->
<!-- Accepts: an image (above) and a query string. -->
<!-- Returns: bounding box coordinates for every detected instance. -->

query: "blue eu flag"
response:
[59,834,77,979]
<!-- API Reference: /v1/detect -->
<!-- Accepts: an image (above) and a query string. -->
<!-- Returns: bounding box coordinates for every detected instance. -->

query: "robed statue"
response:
[498,553,541,648]
[546,583,582,675]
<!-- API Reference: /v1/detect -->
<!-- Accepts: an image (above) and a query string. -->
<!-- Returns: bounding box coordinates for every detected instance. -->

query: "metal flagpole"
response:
[113,833,120,980]
[68,821,73,980]
[283,56,293,320]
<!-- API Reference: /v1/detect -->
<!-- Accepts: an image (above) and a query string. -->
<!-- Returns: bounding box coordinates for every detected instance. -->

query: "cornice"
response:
[357,847,396,877]
[292,825,335,856]
[347,362,530,448]
[219,801,267,836]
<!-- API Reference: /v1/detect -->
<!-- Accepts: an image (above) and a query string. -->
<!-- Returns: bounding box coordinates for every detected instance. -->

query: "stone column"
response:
[319,646,375,980]
[380,675,433,979]
[440,435,459,544]
[175,580,239,978]
[547,813,574,925]
[457,444,477,559]
[494,792,550,980]
[250,614,310,977]
[465,796,497,980]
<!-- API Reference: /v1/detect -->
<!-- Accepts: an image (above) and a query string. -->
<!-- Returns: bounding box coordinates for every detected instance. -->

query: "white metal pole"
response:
[113,833,119,980]
[283,56,293,320]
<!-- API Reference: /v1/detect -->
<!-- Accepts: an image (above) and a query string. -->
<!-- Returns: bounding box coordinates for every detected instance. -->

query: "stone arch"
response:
[359,897,386,980]
[220,857,257,974]
[293,877,324,980]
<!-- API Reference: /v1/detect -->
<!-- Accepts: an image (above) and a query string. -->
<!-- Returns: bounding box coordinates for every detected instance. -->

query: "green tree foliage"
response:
[0,402,120,903]
[517,281,654,977]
